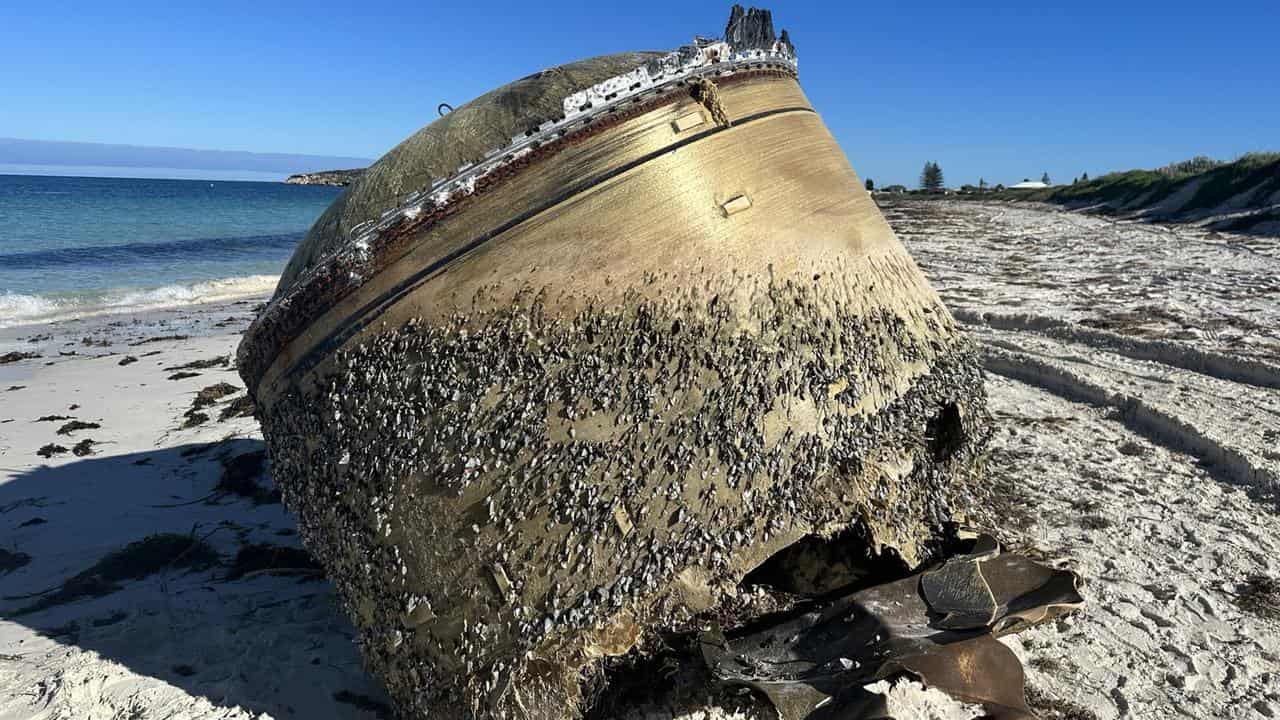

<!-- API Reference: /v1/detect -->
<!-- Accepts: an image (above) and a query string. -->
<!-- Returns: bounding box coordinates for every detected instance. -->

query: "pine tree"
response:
[920,162,944,192]
[979,177,986,191]
[1082,172,1089,182]
[865,178,875,192]
[1041,172,1051,185]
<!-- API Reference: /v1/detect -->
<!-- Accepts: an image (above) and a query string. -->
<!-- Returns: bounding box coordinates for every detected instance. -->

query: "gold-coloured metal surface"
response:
[248,67,990,720]
[283,51,670,285]
[720,194,752,215]
[672,110,707,133]
[258,75,928,396]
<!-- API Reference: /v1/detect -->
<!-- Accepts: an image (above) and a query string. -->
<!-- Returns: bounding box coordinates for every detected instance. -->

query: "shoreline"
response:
[0,286,273,354]
[0,272,280,335]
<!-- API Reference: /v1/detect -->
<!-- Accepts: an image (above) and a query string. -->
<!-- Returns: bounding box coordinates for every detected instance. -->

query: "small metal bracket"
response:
[672,111,707,133]
[721,194,752,217]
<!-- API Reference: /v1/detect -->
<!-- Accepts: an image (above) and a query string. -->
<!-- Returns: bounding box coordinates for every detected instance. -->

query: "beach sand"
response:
[0,298,391,720]
[2,200,1278,718]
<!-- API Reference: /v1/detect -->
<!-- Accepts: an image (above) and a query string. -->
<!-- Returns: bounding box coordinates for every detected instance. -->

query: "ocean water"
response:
[0,174,340,327]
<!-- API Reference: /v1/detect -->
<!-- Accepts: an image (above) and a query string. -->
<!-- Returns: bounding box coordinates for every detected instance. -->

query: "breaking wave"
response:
[0,275,278,329]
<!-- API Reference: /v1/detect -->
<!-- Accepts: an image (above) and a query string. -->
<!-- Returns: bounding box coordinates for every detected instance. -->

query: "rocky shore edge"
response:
[284,169,364,186]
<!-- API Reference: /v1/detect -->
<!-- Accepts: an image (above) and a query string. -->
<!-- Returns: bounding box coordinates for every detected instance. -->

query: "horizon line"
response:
[0,137,372,176]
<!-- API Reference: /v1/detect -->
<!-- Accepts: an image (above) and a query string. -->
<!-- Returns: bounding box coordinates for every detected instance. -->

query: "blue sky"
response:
[1,1,1276,187]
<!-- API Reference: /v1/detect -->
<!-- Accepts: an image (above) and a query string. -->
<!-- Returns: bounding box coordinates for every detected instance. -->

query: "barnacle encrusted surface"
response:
[259,268,989,719]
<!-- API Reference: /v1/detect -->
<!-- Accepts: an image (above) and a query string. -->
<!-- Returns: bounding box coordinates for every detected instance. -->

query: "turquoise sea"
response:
[0,174,340,327]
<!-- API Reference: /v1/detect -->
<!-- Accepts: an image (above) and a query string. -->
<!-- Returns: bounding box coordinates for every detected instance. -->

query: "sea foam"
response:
[0,275,278,328]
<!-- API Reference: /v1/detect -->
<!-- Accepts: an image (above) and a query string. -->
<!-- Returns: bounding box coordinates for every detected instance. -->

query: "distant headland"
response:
[284,169,365,186]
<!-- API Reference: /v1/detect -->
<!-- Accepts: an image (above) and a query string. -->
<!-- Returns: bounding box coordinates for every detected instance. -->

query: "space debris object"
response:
[240,6,1004,718]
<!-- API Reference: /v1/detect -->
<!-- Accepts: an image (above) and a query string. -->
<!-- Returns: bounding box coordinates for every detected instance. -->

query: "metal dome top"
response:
[275,7,795,294]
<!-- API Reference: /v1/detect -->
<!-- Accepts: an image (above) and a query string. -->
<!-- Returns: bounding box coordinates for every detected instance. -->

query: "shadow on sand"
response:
[0,440,390,719]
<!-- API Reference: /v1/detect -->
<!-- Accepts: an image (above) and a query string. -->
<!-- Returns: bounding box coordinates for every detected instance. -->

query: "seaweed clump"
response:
[217,450,279,504]
[166,356,229,372]
[1025,686,1101,720]
[1235,575,1280,620]
[16,533,219,615]
[192,382,240,410]
[0,351,40,364]
[56,420,100,435]
[0,548,32,575]
[218,394,256,421]
[182,382,242,428]
[227,543,323,580]
[37,444,68,458]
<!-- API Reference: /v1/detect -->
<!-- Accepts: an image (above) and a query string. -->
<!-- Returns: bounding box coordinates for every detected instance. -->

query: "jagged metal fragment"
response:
[920,534,1001,629]
[725,4,780,50]
[702,536,1084,719]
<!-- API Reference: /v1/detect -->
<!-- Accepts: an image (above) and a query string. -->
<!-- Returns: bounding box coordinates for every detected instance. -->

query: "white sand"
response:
[0,300,389,719]
[890,198,1280,719]
[1,200,1278,719]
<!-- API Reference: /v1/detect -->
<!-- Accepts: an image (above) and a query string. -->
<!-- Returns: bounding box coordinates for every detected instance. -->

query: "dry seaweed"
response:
[191,382,240,410]
[332,690,394,719]
[166,356,229,372]
[1028,656,1064,673]
[0,548,32,575]
[1025,686,1101,720]
[56,420,100,435]
[1234,575,1280,620]
[0,351,40,364]
[36,444,68,458]
[13,533,219,615]
[216,451,278,504]
[218,394,256,421]
[226,543,322,580]
[129,334,189,346]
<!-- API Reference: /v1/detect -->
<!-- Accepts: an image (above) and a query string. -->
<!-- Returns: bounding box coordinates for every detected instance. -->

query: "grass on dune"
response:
[983,152,1280,219]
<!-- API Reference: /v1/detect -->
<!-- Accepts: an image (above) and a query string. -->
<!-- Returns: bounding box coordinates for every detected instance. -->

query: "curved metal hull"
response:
[242,71,989,719]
